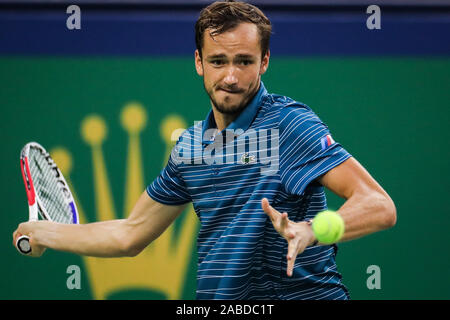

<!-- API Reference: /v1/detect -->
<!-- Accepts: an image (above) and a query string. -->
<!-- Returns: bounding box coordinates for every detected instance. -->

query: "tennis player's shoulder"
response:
[172,125,198,147]
[265,93,315,121]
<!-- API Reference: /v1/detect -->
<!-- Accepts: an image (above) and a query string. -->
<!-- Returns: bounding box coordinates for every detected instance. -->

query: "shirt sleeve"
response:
[279,104,352,196]
[146,143,192,205]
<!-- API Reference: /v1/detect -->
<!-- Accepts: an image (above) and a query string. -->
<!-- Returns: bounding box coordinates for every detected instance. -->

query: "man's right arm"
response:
[12,191,187,258]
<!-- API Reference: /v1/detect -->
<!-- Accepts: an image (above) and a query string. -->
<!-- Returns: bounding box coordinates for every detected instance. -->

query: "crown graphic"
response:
[50,102,198,299]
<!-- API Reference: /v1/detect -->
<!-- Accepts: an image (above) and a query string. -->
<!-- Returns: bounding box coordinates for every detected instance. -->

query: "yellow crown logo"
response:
[50,102,198,299]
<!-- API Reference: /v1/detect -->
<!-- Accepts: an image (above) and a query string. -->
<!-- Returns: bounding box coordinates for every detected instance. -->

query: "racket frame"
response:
[16,142,79,255]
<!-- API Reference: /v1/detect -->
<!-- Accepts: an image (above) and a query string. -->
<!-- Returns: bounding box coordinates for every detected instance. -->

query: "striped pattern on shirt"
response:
[147,83,351,300]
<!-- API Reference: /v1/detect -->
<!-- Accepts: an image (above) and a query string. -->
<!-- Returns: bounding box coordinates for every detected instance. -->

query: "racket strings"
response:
[29,148,74,224]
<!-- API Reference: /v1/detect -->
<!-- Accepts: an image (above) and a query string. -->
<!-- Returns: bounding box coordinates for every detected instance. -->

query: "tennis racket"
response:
[16,142,79,255]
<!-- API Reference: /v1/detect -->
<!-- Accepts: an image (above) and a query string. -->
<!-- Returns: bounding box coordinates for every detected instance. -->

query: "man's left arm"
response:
[262,156,396,276]
[317,156,397,242]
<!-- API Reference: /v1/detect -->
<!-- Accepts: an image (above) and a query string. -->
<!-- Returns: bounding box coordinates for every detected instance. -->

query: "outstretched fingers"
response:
[262,198,290,235]
[280,212,289,230]
[261,198,278,222]
[262,198,308,277]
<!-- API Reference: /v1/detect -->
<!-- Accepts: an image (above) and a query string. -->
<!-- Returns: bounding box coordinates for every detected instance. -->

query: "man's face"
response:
[195,22,270,115]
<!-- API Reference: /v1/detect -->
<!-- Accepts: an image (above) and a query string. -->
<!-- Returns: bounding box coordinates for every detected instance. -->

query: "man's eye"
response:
[239,60,253,66]
[211,60,224,66]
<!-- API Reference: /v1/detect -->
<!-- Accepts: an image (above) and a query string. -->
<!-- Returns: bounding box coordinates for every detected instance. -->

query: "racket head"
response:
[20,142,79,225]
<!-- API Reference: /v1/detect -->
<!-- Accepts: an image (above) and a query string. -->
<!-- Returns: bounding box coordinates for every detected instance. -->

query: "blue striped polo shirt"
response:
[147,82,352,300]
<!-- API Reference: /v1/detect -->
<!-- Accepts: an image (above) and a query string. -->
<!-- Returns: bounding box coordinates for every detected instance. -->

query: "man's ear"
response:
[260,50,270,75]
[195,50,204,76]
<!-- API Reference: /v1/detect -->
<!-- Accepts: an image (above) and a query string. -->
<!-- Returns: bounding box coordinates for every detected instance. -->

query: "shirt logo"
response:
[320,134,335,151]
[241,153,256,165]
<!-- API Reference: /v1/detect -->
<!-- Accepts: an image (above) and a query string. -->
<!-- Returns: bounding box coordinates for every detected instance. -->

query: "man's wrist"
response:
[306,219,318,246]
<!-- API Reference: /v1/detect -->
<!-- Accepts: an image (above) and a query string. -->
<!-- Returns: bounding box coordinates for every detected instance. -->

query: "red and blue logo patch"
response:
[320,134,335,151]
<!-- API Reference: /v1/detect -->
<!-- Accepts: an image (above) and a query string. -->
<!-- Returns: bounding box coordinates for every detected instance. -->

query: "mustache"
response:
[216,85,245,94]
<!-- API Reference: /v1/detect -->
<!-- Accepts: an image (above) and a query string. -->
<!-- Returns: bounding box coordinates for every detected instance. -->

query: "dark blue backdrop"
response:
[1,4,449,56]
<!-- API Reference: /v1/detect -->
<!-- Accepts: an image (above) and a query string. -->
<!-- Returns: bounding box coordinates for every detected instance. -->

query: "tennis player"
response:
[13,0,396,299]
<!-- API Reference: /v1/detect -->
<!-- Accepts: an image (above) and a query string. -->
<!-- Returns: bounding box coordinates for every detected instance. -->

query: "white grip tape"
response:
[16,235,32,255]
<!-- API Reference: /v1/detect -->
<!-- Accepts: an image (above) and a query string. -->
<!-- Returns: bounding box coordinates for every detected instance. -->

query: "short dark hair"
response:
[195,0,272,59]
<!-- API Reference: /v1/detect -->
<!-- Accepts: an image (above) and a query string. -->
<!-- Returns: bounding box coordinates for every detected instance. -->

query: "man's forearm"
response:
[336,191,396,243]
[14,191,187,258]
[32,219,134,257]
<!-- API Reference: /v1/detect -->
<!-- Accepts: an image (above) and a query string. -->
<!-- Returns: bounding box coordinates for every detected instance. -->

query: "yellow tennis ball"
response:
[312,210,345,244]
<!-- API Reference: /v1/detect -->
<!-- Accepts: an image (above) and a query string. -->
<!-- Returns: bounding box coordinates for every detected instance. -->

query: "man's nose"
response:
[223,66,238,86]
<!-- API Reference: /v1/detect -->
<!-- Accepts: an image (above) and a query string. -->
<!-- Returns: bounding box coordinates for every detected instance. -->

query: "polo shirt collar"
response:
[202,81,267,144]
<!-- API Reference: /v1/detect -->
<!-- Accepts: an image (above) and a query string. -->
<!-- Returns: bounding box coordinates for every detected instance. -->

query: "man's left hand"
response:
[261,198,316,277]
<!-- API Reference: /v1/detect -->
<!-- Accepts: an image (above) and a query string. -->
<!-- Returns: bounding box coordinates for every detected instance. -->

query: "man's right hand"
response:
[13,223,47,257]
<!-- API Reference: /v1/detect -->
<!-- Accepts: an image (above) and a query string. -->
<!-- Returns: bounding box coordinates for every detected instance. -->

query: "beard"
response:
[204,80,259,116]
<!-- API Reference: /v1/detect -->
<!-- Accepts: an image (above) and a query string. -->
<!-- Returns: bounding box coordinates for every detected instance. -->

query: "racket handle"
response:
[16,235,32,255]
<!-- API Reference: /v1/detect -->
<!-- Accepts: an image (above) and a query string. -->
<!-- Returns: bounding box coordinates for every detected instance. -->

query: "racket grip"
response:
[16,235,32,255]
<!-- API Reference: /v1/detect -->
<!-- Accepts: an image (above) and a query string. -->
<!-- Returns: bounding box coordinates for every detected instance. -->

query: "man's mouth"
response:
[218,87,243,94]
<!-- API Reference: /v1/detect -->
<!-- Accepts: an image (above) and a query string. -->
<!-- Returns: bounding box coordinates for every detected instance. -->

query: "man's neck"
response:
[211,106,239,132]
[210,83,261,132]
